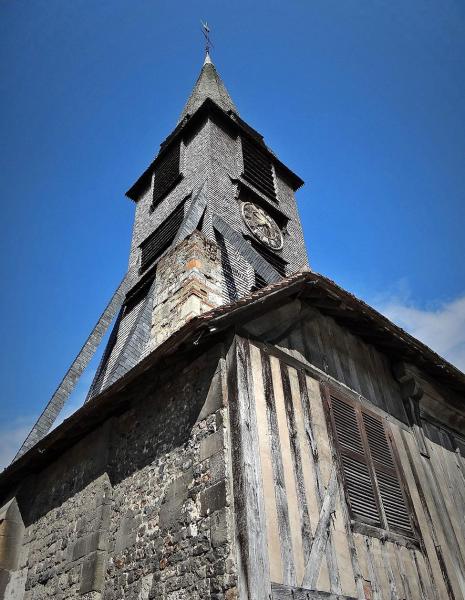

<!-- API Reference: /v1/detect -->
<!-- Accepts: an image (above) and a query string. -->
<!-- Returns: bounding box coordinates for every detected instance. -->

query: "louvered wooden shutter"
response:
[152,142,181,207]
[242,137,277,201]
[362,412,413,535]
[139,201,185,273]
[330,396,381,527]
[328,393,414,537]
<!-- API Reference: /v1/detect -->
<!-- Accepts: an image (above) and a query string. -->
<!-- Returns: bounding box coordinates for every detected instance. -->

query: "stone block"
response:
[159,468,193,529]
[200,481,227,516]
[199,431,223,462]
[210,509,229,548]
[114,512,137,553]
[80,550,107,594]
[72,530,108,561]
[198,369,224,422]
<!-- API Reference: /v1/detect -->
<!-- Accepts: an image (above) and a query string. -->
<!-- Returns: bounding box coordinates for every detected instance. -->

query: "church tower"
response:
[4,45,464,600]
[86,52,308,399]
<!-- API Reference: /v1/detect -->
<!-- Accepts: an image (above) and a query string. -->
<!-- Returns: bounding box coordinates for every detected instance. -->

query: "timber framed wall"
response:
[228,334,465,600]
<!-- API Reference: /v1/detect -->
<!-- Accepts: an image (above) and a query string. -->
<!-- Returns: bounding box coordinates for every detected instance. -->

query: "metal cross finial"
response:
[201,20,213,56]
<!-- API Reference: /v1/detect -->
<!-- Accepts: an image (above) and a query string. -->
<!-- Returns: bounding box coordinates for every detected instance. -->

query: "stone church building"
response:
[1,53,465,600]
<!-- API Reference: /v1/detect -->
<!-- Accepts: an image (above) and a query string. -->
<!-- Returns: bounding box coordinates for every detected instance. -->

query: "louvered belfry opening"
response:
[139,201,185,273]
[328,393,415,537]
[241,136,277,201]
[252,271,267,291]
[152,142,181,207]
[249,238,287,277]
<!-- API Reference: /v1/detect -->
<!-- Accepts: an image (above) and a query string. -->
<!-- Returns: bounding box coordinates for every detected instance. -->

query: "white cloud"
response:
[376,293,465,372]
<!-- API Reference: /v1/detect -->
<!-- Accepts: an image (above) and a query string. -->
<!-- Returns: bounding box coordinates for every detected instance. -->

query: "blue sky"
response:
[1,0,464,467]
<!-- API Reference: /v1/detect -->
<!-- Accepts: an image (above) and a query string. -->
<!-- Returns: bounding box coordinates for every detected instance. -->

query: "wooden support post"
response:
[227,336,272,600]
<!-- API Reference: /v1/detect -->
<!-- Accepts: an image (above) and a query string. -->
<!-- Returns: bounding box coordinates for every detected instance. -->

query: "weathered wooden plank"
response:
[371,537,391,599]
[365,537,383,600]
[303,375,342,594]
[319,318,345,382]
[250,343,283,584]
[379,541,399,600]
[327,319,353,387]
[272,582,358,600]
[411,433,465,595]
[299,317,325,369]
[432,434,465,561]
[384,543,405,600]
[390,427,446,600]
[353,336,379,408]
[330,500,359,599]
[392,544,411,600]
[409,548,428,600]
[271,355,304,584]
[414,549,434,600]
[367,345,402,421]
[262,351,296,586]
[341,329,362,393]
[396,545,421,599]
[398,429,456,599]
[289,367,319,537]
[282,366,313,565]
[353,534,370,592]
[227,336,272,600]
[302,468,338,590]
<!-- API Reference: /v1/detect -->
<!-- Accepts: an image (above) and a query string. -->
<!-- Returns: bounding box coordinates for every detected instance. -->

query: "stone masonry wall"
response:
[6,345,237,600]
[149,231,223,351]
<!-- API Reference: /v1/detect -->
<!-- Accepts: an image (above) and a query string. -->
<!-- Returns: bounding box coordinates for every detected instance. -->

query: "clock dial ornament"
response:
[241,202,284,251]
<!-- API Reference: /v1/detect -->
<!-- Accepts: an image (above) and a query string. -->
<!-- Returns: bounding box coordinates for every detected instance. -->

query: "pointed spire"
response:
[178,55,238,124]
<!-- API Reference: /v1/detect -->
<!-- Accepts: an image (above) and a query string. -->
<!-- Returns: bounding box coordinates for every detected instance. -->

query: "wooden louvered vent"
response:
[250,239,287,277]
[152,142,181,207]
[242,137,277,201]
[139,201,185,273]
[328,393,415,537]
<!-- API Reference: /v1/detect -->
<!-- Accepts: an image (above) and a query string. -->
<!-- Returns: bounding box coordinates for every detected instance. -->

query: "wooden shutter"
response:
[242,137,277,201]
[139,201,185,273]
[330,395,381,527]
[152,142,181,207]
[328,392,415,537]
[362,412,413,535]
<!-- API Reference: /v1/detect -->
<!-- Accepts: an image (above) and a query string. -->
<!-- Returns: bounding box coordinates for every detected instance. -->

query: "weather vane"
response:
[201,21,213,56]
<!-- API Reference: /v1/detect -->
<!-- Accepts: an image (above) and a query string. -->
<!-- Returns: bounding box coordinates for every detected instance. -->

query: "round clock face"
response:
[241,201,283,251]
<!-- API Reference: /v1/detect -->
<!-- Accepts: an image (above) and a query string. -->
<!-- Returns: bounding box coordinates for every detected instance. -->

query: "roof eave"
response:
[4,271,463,494]
[125,99,304,202]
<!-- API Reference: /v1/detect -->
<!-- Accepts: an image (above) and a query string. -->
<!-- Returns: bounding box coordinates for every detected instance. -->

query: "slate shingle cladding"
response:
[89,56,309,397]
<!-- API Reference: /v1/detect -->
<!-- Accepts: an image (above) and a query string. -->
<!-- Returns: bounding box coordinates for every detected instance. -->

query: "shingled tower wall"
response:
[83,53,308,401]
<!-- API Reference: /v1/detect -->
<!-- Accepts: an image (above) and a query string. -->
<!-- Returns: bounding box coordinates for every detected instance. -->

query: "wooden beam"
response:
[272,582,357,600]
[301,468,338,590]
[227,336,272,600]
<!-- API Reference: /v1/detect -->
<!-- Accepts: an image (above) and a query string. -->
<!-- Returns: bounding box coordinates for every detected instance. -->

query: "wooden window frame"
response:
[322,385,420,545]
